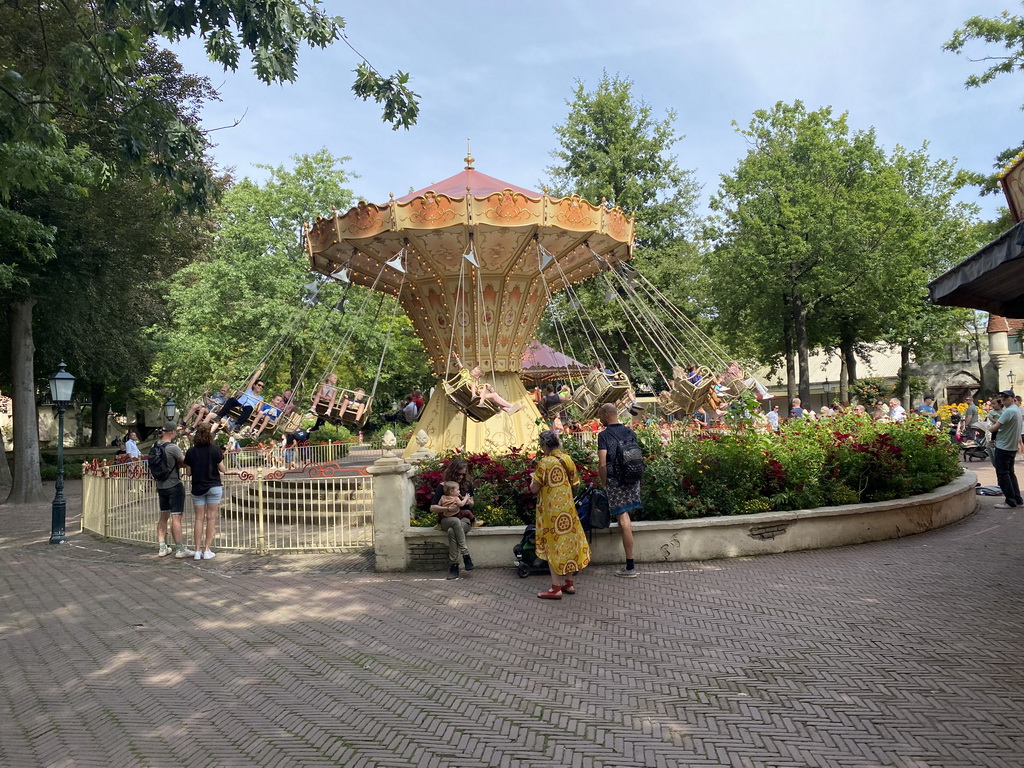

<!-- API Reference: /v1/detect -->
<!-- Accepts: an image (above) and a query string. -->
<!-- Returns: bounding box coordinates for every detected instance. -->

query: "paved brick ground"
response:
[1,460,1022,767]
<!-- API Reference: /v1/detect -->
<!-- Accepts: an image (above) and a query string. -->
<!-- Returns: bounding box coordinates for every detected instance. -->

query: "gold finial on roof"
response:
[464,138,475,170]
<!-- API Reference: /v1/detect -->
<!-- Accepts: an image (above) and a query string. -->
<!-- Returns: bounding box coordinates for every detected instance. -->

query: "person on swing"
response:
[468,366,522,414]
[337,387,368,423]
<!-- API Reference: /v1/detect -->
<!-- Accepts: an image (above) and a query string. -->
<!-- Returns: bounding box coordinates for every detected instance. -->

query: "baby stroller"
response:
[961,425,990,462]
[513,485,608,578]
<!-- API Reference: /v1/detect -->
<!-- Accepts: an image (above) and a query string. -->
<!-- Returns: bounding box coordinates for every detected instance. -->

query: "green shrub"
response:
[410,416,963,525]
[40,462,83,480]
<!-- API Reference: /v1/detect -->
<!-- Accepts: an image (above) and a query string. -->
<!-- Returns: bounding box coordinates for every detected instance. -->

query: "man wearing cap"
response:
[155,422,194,558]
[989,390,1023,509]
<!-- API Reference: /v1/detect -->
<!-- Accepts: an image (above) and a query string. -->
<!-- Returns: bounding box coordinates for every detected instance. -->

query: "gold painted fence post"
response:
[256,468,267,555]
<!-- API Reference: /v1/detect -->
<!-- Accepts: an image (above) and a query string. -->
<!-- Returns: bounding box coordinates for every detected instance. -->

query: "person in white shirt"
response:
[888,398,907,422]
[124,431,141,459]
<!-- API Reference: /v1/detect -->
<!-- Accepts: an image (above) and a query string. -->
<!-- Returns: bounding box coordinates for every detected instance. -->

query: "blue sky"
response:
[173,1,1021,221]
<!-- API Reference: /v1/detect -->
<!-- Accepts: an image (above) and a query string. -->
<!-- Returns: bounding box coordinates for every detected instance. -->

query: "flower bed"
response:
[411,415,962,527]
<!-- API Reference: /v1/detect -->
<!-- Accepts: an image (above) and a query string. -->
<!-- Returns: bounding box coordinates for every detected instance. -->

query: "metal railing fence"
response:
[84,459,372,554]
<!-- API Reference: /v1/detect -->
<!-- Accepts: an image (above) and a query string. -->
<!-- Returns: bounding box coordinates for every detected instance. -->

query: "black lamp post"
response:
[48,362,75,544]
[823,378,833,406]
[163,398,176,425]
[1009,371,1017,390]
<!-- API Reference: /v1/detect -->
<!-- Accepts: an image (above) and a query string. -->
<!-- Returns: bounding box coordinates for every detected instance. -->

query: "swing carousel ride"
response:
[304,151,763,458]
[305,151,635,456]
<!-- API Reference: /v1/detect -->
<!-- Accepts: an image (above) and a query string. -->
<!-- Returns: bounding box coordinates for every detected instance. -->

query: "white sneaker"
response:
[157,542,171,557]
[174,546,196,559]
[614,567,639,578]
[194,550,203,561]
[203,550,216,560]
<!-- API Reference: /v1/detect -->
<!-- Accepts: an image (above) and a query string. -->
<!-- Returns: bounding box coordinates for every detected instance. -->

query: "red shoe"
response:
[537,585,562,599]
[562,579,575,595]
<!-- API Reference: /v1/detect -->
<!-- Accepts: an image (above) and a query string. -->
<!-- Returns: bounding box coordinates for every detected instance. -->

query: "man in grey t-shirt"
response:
[154,423,194,558]
[989,390,1023,509]
[963,396,979,432]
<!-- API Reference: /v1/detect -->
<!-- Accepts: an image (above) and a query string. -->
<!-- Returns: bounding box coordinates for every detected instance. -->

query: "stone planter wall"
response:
[393,471,978,571]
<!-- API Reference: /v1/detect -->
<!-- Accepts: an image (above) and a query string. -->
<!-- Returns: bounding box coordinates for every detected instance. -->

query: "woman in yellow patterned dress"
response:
[530,430,591,599]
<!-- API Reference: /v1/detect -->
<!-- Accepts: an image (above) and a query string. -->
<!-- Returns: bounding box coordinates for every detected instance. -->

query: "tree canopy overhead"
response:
[944,4,1024,193]
[0,0,420,502]
[542,72,703,384]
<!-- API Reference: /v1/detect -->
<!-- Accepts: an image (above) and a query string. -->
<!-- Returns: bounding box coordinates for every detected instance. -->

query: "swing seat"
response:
[722,376,749,398]
[443,372,502,422]
[266,411,304,436]
[220,397,263,430]
[669,376,715,414]
[707,389,725,412]
[658,391,684,416]
[569,369,632,421]
[311,388,373,428]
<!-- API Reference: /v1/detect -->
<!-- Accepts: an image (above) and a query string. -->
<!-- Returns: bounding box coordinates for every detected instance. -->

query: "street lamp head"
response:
[823,378,832,394]
[163,398,177,422]
[48,362,75,406]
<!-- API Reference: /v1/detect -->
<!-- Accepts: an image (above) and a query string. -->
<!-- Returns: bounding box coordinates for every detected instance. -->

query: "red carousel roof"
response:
[521,340,587,370]
[397,166,540,202]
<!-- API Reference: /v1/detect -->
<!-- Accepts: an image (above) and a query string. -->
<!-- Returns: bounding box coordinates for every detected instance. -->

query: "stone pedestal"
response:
[368,439,415,572]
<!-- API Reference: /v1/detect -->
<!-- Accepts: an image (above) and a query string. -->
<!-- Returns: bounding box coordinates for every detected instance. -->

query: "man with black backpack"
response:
[597,403,644,578]
[150,422,194,559]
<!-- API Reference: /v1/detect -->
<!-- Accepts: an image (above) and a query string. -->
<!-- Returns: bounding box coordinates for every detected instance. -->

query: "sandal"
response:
[537,585,562,600]
[562,579,575,595]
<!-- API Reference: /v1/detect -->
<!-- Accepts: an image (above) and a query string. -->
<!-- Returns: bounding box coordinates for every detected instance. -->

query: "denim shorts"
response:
[157,484,185,514]
[192,485,224,507]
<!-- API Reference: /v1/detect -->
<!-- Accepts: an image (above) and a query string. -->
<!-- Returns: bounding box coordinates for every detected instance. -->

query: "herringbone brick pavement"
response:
[1,463,1022,767]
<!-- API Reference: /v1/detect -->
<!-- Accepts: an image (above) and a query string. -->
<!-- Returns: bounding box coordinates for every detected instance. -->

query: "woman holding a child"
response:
[429,458,478,581]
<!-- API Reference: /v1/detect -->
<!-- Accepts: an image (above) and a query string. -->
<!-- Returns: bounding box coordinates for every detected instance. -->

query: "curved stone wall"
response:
[404,471,979,570]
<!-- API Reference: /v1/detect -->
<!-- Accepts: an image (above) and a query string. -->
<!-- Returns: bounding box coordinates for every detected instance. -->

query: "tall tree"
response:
[707,102,975,403]
[1,36,218,501]
[1,1,419,503]
[543,73,701,386]
[878,147,981,404]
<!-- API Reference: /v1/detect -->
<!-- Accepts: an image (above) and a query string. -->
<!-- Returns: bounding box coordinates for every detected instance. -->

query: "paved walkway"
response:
[1,460,1021,767]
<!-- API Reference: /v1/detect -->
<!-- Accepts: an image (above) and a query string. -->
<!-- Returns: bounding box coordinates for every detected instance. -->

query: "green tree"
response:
[878,148,980,404]
[156,150,432,416]
[1,0,420,503]
[1,35,217,502]
[543,73,702,386]
[708,102,977,404]
[944,5,1024,193]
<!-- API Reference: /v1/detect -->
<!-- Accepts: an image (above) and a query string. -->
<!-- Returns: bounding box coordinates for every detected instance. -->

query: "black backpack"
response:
[148,441,174,482]
[614,430,645,485]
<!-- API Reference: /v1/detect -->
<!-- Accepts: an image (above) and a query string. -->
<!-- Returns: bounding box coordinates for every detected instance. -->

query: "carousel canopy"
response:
[305,155,635,373]
[519,340,590,383]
